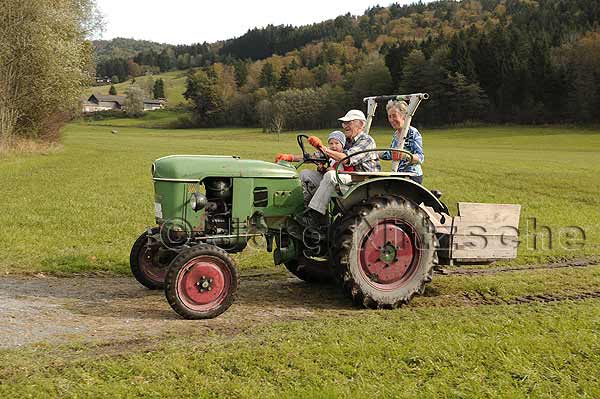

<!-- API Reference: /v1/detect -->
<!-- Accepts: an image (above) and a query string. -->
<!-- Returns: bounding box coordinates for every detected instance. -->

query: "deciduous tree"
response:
[124,85,145,117]
[0,0,102,146]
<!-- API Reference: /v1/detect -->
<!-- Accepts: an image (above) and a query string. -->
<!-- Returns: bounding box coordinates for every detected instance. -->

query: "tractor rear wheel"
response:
[284,254,335,284]
[164,244,238,319]
[336,196,436,308]
[130,228,176,289]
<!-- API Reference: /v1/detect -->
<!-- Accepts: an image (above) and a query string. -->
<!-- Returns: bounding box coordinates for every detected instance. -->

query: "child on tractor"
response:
[275,131,354,204]
[275,130,353,172]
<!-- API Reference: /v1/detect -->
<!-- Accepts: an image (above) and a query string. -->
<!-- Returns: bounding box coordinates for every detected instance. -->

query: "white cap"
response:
[338,109,366,122]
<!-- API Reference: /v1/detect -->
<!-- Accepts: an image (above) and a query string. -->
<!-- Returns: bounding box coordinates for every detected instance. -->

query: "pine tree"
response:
[153,78,165,99]
[278,66,290,90]
[259,62,277,88]
[233,60,249,86]
[108,85,117,95]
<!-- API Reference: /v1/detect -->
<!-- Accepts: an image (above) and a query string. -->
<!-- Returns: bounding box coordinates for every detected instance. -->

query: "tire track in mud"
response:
[436,257,599,276]
[460,289,600,306]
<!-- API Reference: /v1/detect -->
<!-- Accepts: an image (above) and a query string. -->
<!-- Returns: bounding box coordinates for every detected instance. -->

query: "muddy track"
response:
[436,257,599,276]
[461,289,600,306]
[0,272,352,349]
[1,262,599,349]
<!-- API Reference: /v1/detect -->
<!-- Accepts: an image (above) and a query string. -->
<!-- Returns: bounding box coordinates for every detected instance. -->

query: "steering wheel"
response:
[296,134,328,168]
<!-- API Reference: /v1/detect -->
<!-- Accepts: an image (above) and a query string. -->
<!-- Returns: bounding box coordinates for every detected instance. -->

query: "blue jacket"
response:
[381,126,424,176]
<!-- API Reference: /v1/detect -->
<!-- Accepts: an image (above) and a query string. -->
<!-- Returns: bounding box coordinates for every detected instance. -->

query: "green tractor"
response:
[130,93,521,319]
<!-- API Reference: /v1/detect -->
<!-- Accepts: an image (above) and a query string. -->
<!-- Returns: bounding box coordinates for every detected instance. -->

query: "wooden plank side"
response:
[453,216,520,236]
[451,202,521,261]
[452,234,519,259]
[457,202,521,228]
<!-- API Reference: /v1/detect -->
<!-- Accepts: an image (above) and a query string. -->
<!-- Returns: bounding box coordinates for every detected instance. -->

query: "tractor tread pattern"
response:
[335,195,438,309]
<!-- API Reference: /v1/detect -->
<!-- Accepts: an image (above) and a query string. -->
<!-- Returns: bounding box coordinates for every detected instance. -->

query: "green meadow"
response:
[1,117,599,397]
[1,120,598,275]
[86,70,189,106]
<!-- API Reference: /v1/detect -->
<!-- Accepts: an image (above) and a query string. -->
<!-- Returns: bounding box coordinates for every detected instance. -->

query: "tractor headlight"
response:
[189,192,207,212]
[151,163,156,177]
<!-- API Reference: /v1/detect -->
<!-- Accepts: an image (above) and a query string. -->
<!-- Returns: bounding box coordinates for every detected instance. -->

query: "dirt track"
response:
[1,261,598,349]
[0,271,352,349]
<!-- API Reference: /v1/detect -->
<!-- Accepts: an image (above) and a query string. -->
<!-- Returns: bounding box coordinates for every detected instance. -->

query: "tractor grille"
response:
[253,187,268,207]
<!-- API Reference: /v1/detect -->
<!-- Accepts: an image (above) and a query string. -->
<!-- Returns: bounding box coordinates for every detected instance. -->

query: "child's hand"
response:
[307,136,323,148]
[275,153,294,162]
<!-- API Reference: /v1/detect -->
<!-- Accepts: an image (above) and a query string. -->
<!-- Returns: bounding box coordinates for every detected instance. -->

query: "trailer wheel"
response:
[164,244,238,319]
[336,196,436,308]
[130,228,175,289]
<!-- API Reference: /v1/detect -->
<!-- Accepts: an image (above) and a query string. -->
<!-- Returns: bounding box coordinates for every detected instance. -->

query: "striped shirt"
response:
[381,126,424,176]
[344,132,381,172]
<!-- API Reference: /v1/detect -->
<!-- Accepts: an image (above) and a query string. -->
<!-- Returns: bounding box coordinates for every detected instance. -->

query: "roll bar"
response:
[362,93,430,103]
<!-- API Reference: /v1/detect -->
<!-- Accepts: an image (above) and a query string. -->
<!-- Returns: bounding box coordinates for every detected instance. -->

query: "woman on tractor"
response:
[381,100,424,184]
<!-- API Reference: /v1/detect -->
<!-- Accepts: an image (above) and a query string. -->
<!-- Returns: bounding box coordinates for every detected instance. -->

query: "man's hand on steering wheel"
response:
[307,135,328,158]
[307,136,323,149]
[296,134,327,164]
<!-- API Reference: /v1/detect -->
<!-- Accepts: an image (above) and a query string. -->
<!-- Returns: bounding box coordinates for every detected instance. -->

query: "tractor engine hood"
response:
[152,155,298,181]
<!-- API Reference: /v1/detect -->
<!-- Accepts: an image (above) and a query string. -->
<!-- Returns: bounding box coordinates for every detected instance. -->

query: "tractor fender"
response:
[337,177,449,215]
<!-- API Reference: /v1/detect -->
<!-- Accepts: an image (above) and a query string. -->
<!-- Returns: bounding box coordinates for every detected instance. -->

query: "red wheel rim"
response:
[139,246,167,283]
[176,256,231,312]
[358,219,421,290]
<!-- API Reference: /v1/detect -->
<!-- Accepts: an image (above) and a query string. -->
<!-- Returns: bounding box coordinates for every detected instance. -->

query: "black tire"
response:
[130,228,175,289]
[284,254,335,284]
[218,241,247,254]
[164,244,238,319]
[336,196,437,309]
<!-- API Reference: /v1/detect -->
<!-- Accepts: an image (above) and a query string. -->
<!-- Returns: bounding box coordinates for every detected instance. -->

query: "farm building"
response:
[95,76,112,85]
[82,94,166,113]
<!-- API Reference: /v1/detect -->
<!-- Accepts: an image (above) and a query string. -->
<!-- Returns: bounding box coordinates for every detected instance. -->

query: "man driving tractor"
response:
[297,109,380,226]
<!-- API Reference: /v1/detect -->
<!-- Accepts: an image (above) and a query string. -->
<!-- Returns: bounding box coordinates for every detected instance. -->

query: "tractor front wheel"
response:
[164,244,238,319]
[130,228,176,289]
[336,196,436,308]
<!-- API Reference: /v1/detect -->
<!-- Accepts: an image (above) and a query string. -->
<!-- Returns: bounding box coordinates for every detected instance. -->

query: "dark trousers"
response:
[409,175,423,184]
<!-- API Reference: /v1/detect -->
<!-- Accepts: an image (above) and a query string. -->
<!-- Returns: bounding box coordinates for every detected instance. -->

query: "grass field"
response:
[86,70,189,106]
[1,121,598,275]
[0,119,599,397]
[1,266,599,397]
